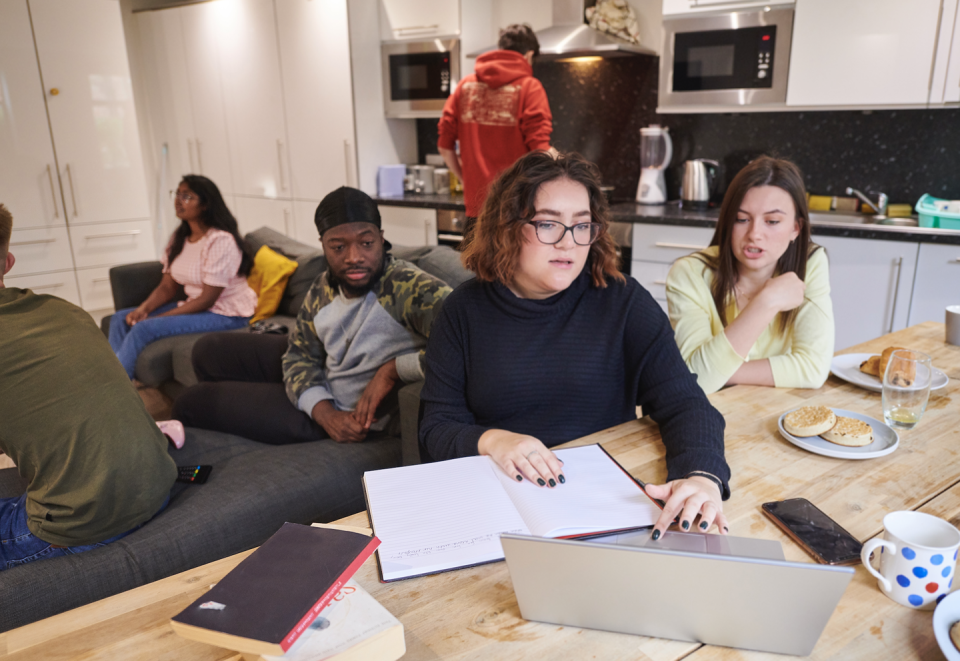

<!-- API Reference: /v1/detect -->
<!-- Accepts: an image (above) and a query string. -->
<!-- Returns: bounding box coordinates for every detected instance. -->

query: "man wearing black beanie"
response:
[173,187,452,444]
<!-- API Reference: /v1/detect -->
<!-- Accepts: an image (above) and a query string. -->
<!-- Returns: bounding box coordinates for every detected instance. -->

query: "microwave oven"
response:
[381,39,460,118]
[659,7,793,111]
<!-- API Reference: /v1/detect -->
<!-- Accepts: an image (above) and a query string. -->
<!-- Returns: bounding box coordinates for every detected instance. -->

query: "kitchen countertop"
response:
[374,193,960,245]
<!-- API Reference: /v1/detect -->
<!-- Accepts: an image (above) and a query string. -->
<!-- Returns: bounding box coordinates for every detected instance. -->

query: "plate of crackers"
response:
[777,405,899,459]
[831,346,949,393]
[934,589,960,661]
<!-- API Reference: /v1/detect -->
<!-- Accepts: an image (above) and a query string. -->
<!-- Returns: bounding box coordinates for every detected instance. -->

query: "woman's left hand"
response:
[644,476,728,539]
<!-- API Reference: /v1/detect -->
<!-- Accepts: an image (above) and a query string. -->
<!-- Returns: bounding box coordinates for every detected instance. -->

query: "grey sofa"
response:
[0,230,471,632]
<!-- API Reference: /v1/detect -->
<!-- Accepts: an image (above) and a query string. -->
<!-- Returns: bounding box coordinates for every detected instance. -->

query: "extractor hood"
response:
[467,0,656,60]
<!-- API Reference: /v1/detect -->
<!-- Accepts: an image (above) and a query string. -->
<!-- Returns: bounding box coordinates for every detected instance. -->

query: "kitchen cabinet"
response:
[29,0,151,224]
[907,242,960,326]
[1,0,154,312]
[0,0,65,228]
[815,236,918,351]
[930,0,960,104]
[379,0,459,40]
[233,196,293,239]
[787,0,943,107]
[630,224,715,313]
[379,206,438,247]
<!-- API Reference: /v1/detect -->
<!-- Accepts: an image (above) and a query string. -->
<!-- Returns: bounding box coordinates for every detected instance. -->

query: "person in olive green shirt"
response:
[0,203,176,570]
[666,157,834,395]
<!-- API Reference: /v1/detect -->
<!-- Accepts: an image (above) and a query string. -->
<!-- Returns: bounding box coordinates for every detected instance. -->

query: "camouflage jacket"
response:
[283,255,452,414]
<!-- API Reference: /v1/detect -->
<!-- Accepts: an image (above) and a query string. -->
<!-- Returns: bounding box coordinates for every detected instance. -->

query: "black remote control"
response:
[176,465,212,484]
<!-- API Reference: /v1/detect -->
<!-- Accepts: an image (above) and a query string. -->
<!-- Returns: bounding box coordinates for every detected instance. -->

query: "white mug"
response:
[947,305,960,347]
[861,511,960,609]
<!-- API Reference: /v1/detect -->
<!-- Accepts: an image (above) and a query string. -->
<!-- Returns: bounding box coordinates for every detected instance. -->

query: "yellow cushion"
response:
[247,245,299,323]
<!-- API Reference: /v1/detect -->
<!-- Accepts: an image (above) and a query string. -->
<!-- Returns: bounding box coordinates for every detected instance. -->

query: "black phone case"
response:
[762,499,862,566]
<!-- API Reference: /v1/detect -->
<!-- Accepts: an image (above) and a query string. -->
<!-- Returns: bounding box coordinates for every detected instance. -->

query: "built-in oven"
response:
[382,39,460,118]
[437,209,466,249]
[659,7,793,110]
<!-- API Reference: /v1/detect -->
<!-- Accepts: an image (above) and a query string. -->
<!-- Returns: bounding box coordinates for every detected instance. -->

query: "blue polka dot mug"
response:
[861,511,960,610]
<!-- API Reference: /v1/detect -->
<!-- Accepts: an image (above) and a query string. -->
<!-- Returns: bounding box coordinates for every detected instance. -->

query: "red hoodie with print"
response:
[438,50,553,217]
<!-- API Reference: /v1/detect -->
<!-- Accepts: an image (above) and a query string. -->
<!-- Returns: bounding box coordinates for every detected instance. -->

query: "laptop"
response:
[501,529,854,657]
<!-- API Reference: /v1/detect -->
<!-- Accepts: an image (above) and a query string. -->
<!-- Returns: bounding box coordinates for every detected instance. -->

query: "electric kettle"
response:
[635,126,672,205]
[681,159,718,209]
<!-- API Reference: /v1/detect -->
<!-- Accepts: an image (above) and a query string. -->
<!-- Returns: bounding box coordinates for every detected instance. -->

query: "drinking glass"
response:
[882,350,932,430]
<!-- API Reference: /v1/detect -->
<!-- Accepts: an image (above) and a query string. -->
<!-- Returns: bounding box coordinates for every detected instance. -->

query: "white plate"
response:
[933,590,960,661]
[777,407,899,460]
[830,353,949,393]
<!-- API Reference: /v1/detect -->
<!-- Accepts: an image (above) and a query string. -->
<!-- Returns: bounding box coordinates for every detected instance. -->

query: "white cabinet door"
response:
[212,0,291,200]
[940,0,960,103]
[233,196,294,238]
[379,0,459,40]
[929,0,960,104]
[69,219,156,270]
[816,236,918,351]
[75,266,115,311]
[908,243,960,325]
[179,1,235,194]
[787,0,942,107]
[293,200,321,245]
[0,0,64,228]
[29,0,150,223]
[7,227,74,276]
[4,270,81,307]
[276,0,357,202]
[631,224,715,263]
[379,206,438,247]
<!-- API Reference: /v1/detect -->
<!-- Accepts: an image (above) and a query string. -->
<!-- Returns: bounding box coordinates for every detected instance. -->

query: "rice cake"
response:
[821,416,873,447]
[783,406,837,437]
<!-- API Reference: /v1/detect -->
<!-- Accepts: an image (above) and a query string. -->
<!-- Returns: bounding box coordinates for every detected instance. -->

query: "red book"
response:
[170,523,379,655]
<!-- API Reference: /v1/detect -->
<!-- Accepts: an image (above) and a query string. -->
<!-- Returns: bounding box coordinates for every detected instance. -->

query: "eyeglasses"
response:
[527,220,601,246]
[173,191,198,203]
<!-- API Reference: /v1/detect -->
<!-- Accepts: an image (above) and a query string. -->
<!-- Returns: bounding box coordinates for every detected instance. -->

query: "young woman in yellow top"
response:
[666,156,834,395]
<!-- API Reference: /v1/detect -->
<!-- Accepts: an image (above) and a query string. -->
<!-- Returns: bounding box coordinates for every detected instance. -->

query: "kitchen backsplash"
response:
[417,55,960,206]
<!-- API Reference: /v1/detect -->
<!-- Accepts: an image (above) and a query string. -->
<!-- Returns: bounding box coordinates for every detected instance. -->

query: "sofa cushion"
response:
[0,428,401,632]
[248,245,299,323]
[244,227,327,319]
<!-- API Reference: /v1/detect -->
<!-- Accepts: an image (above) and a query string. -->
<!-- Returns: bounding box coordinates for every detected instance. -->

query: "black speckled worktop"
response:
[375,194,960,245]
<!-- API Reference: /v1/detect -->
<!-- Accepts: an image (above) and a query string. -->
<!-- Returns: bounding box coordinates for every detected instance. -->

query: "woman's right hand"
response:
[477,430,565,488]
[125,306,149,326]
[759,272,806,312]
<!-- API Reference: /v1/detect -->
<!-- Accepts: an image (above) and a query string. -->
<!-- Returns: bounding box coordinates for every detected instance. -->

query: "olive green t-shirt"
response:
[0,288,177,546]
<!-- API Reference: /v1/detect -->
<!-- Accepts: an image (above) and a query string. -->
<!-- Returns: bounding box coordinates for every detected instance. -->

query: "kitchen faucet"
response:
[845,187,888,215]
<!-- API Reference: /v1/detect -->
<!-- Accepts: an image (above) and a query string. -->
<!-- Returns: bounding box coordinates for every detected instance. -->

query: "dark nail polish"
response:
[681,520,690,530]
[516,475,523,482]
[537,478,546,486]
[548,479,556,487]
[723,526,729,533]
[558,474,566,484]
[652,529,661,541]
[700,521,709,530]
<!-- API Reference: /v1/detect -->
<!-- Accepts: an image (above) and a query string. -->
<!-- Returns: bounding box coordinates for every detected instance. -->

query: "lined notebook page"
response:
[495,445,661,537]
[365,456,530,581]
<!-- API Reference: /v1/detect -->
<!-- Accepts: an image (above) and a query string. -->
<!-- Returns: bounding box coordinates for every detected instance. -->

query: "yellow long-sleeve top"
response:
[666,245,834,395]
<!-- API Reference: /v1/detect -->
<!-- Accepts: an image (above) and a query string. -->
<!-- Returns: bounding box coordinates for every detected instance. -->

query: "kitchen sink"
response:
[808,211,918,227]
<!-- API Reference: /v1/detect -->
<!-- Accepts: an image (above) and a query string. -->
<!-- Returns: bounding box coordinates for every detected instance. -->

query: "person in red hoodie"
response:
[438,24,554,225]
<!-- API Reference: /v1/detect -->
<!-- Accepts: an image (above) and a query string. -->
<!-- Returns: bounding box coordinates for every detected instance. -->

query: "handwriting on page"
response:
[388,530,527,560]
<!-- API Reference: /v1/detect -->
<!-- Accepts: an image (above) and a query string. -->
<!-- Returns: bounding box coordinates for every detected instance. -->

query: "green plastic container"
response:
[916,194,960,230]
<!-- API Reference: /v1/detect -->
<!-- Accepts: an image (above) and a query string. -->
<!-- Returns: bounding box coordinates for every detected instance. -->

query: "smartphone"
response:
[761,498,862,565]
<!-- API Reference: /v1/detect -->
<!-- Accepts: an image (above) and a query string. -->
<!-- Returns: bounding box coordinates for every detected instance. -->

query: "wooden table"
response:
[2,321,958,661]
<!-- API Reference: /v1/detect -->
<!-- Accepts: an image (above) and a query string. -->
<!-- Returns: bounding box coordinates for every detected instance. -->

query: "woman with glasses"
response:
[109,175,256,379]
[419,151,731,539]
[665,156,833,395]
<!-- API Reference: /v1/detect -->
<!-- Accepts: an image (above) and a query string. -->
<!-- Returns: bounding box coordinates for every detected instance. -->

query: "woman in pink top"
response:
[109,175,257,379]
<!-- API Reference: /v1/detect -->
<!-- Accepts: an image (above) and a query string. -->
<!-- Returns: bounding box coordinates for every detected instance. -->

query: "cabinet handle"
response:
[343,139,354,188]
[65,164,78,217]
[31,282,64,290]
[654,242,706,250]
[84,230,141,240]
[283,209,290,236]
[395,24,439,36]
[277,140,287,191]
[196,140,204,174]
[11,238,56,246]
[187,139,195,172]
[46,165,59,218]
[888,256,903,334]
[653,279,667,285]
[92,277,110,283]
[437,233,463,242]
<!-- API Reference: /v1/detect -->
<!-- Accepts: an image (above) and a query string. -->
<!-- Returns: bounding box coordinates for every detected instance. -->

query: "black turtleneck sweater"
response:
[419,269,731,496]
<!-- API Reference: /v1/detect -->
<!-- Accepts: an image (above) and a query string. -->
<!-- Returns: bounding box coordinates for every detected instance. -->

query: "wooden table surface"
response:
[2,321,957,661]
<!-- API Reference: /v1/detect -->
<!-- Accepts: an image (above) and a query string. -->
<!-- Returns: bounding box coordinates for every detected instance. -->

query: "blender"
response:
[635,125,673,205]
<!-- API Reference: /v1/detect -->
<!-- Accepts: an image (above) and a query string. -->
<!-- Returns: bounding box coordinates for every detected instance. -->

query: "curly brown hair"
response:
[461,151,624,289]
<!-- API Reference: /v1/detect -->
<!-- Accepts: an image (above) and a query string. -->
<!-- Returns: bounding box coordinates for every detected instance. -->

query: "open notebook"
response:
[363,444,662,581]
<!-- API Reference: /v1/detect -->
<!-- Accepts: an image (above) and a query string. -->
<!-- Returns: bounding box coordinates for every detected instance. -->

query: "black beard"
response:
[328,253,387,297]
